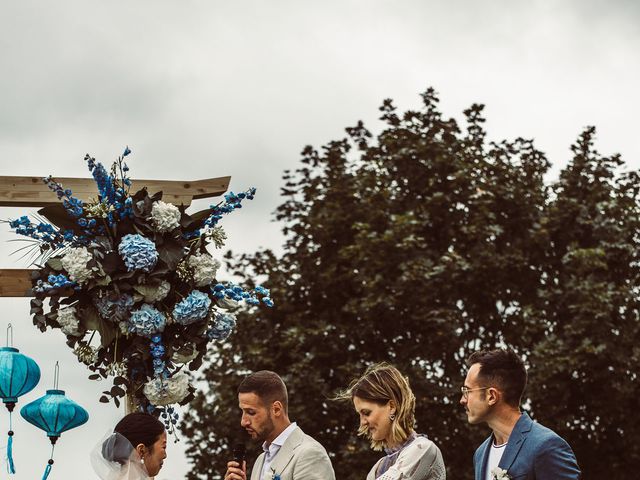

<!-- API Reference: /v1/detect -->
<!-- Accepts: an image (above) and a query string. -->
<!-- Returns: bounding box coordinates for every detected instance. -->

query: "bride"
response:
[91,412,167,480]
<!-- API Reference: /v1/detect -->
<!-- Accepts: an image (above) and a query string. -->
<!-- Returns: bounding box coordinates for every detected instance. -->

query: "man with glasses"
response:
[461,349,580,480]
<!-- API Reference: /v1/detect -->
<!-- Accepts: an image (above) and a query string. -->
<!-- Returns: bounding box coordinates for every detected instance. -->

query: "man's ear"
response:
[272,400,284,417]
[487,387,500,406]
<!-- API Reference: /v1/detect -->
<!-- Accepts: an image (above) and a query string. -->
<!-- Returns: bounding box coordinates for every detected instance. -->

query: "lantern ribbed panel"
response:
[0,347,41,403]
[20,390,89,437]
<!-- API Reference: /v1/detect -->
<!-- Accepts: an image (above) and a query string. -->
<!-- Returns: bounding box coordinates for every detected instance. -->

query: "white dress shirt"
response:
[260,422,298,480]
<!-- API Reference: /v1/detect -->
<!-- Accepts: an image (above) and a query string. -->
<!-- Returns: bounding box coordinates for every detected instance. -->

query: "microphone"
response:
[233,443,246,465]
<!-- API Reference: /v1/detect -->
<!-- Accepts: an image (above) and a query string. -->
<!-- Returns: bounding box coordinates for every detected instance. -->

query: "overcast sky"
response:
[0,1,638,478]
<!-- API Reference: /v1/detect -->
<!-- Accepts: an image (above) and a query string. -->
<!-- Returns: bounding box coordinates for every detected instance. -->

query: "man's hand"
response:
[225,460,247,480]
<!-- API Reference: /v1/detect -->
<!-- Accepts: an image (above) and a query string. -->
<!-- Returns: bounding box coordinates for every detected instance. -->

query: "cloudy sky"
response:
[0,1,638,478]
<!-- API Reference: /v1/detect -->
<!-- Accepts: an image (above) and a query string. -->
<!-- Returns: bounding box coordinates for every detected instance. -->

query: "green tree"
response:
[181,90,639,480]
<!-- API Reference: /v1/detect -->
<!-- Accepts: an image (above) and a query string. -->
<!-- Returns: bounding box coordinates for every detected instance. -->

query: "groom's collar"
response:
[262,422,298,451]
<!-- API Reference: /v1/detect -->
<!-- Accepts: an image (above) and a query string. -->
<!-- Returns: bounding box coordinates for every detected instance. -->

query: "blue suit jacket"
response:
[474,413,580,480]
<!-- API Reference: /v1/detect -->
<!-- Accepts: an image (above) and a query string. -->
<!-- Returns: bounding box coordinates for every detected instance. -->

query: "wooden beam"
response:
[0,176,231,207]
[0,269,33,297]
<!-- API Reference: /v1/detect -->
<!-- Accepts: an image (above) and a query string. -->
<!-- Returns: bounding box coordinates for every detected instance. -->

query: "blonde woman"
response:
[339,363,445,480]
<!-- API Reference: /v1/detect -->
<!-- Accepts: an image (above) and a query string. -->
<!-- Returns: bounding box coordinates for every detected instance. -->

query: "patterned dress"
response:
[366,433,446,480]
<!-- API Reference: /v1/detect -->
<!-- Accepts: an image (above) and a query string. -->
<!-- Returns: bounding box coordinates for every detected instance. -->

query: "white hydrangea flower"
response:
[61,247,95,284]
[143,280,171,303]
[187,253,221,286]
[143,373,190,406]
[57,306,83,337]
[150,200,181,233]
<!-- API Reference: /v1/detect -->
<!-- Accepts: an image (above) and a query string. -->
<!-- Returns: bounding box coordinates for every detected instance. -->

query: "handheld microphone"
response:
[233,443,246,465]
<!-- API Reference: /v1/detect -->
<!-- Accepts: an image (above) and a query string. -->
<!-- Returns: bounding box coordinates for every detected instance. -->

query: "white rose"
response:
[187,252,221,287]
[61,247,95,284]
[150,201,181,233]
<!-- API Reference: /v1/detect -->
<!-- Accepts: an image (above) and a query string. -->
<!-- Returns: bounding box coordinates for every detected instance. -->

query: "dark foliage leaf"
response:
[38,204,77,231]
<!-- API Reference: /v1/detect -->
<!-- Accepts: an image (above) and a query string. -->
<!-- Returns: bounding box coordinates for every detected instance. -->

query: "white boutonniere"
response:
[491,467,511,480]
[270,467,281,480]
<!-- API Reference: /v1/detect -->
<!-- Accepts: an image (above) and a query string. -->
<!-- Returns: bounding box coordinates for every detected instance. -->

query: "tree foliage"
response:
[181,89,639,480]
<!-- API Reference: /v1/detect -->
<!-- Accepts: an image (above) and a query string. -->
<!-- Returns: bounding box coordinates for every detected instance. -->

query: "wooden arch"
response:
[0,175,230,297]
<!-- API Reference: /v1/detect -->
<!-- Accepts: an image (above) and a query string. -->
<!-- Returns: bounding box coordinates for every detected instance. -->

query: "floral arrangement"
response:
[491,467,510,480]
[8,148,273,431]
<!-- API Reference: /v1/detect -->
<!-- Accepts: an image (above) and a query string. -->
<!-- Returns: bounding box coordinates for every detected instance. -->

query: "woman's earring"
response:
[390,413,396,421]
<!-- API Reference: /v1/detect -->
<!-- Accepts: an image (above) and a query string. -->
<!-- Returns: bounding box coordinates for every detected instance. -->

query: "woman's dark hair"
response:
[103,412,165,464]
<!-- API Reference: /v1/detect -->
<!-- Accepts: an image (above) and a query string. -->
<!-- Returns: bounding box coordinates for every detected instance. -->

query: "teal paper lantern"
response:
[0,324,41,474]
[20,362,89,480]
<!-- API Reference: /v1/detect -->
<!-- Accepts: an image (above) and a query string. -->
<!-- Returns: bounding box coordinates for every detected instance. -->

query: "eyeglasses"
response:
[460,386,490,399]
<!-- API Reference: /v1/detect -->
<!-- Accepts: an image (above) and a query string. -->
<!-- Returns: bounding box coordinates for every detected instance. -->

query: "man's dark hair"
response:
[238,370,288,412]
[466,348,527,407]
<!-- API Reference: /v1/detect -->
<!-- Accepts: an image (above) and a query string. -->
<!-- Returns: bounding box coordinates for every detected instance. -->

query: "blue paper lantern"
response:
[0,324,41,474]
[21,363,89,480]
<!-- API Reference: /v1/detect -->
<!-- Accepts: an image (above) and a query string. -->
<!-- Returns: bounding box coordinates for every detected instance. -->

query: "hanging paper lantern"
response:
[0,324,41,474]
[20,362,88,480]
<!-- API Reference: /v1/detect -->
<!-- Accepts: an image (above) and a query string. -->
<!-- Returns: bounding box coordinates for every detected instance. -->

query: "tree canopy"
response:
[181,89,639,480]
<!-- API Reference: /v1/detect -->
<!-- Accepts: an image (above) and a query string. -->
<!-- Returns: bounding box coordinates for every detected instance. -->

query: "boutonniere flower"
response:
[270,467,281,480]
[491,467,511,480]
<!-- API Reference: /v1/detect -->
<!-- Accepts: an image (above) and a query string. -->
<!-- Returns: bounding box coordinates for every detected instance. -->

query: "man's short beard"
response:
[255,413,276,443]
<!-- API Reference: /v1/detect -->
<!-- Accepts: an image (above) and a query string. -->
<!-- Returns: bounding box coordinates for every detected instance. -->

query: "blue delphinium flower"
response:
[118,234,159,272]
[173,290,211,325]
[43,176,85,217]
[207,312,237,341]
[85,154,117,204]
[210,282,274,307]
[128,304,166,337]
[204,187,257,228]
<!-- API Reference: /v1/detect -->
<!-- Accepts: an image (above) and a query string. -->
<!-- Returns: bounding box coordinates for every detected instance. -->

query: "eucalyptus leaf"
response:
[46,257,64,271]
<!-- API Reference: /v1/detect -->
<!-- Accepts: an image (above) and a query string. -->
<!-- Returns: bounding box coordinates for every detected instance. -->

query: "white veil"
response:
[91,430,150,480]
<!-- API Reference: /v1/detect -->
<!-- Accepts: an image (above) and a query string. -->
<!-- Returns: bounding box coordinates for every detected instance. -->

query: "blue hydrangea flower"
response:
[128,304,166,337]
[172,290,211,325]
[207,312,237,341]
[94,293,134,319]
[118,234,158,272]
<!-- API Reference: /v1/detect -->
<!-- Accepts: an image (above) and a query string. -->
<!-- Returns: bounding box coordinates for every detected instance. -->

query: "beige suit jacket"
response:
[249,426,335,480]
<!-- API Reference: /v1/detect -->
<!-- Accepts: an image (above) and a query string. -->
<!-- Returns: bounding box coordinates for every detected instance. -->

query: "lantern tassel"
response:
[7,410,15,475]
[41,444,55,480]
[41,463,52,480]
[7,431,15,474]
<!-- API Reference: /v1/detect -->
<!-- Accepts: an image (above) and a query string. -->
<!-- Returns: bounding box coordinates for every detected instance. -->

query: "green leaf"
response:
[81,306,101,331]
[46,257,64,271]
[158,239,186,270]
[98,318,118,347]
[110,386,126,397]
[38,204,77,231]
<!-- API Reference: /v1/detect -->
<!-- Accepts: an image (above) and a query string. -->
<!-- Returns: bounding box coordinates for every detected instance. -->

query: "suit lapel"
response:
[267,426,304,479]
[251,452,266,480]
[477,436,492,480]
[498,413,532,473]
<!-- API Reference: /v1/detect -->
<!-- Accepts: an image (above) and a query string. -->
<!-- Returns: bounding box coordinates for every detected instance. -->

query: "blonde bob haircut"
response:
[337,363,416,451]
